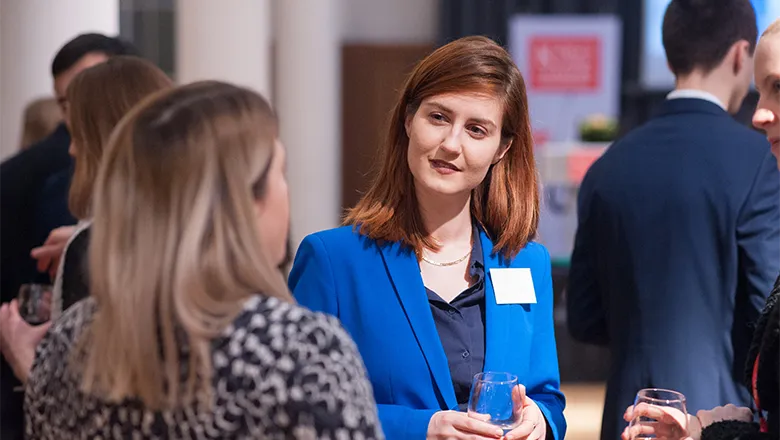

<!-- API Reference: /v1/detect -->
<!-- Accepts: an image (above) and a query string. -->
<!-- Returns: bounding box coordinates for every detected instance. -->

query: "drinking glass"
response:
[17,283,52,325]
[627,388,688,440]
[468,372,522,434]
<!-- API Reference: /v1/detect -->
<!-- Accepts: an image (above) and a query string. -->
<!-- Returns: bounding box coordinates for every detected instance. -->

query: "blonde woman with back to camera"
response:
[23,82,383,439]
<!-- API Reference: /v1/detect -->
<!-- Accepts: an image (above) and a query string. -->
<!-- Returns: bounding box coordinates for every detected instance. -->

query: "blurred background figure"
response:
[567,1,779,439]
[0,32,138,440]
[18,98,61,151]
[0,56,174,398]
[624,23,780,418]
[0,33,138,302]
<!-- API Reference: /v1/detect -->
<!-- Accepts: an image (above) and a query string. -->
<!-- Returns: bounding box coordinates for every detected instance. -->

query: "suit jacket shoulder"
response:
[306,225,398,260]
[515,240,550,262]
[309,225,363,245]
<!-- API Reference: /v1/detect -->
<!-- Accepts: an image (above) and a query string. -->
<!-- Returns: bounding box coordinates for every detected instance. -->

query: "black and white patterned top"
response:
[25,295,385,439]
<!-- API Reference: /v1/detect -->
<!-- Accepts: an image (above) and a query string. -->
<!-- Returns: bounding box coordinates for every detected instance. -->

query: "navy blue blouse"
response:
[425,227,486,410]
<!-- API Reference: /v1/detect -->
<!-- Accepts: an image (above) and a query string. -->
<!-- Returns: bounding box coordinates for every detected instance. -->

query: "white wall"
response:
[270,0,438,44]
[175,0,272,100]
[342,0,438,44]
[0,0,119,159]
[275,0,342,249]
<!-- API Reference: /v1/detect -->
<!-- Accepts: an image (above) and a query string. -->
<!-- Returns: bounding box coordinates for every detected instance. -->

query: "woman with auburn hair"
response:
[23,81,383,439]
[0,56,173,384]
[290,36,565,440]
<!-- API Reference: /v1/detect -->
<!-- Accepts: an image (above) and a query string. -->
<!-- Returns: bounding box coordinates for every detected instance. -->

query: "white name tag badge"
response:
[489,268,537,304]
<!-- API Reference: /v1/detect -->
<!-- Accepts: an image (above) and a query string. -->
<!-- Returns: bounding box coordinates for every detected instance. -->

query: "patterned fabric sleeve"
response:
[25,296,384,439]
[235,300,384,439]
[24,298,95,439]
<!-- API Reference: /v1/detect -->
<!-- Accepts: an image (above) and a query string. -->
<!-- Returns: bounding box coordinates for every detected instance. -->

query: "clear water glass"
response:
[468,371,522,434]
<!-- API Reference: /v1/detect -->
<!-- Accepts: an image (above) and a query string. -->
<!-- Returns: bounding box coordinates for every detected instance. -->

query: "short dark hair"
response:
[51,33,139,77]
[662,0,758,76]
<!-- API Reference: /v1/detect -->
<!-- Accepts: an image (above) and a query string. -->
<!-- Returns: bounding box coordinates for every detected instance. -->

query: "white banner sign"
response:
[509,15,622,261]
[509,15,622,145]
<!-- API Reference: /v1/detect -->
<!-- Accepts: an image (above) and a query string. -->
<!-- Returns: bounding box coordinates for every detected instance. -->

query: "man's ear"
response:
[731,40,750,75]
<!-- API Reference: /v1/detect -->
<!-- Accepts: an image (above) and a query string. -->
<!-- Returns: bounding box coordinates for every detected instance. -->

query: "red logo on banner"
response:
[529,36,601,91]
[532,130,550,149]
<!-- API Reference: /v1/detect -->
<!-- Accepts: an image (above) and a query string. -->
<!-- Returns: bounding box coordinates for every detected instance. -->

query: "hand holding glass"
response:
[468,372,522,434]
[17,284,52,325]
[627,388,688,440]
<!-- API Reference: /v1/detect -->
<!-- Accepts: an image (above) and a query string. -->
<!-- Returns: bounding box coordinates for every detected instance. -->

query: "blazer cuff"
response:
[535,401,562,440]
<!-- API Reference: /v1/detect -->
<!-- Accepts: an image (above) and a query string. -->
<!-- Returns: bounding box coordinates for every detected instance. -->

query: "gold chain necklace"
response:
[420,249,472,267]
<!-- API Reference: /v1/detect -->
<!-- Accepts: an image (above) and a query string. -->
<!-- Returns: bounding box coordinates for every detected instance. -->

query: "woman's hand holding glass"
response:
[495,384,547,440]
[466,372,547,440]
[621,390,753,440]
[427,410,504,439]
[0,299,52,384]
[622,389,689,440]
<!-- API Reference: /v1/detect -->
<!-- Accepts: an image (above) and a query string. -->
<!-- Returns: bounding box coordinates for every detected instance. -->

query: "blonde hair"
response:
[67,56,173,219]
[79,81,292,410]
[761,18,780,38]
[19,97,61,149]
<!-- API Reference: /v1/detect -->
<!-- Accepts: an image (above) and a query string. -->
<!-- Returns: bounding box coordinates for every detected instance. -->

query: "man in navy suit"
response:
[567,2,780,440]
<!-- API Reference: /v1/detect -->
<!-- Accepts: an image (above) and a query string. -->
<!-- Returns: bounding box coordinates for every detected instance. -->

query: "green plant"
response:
[579,114,618,143]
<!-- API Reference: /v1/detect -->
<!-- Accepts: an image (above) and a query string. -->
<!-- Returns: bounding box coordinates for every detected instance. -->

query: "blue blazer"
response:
[289,226,566,440]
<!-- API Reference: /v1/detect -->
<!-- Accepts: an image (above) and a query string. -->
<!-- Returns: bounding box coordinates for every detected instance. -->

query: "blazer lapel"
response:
[378,241,458,410]
[481,230,512,373]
